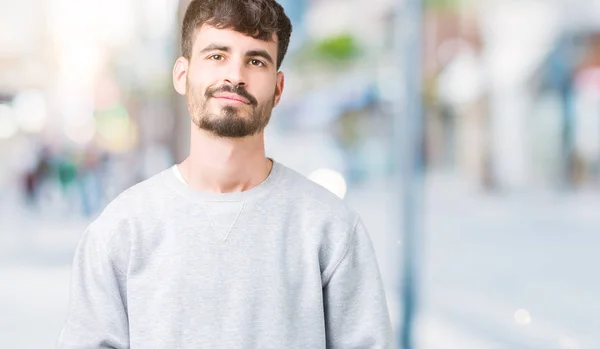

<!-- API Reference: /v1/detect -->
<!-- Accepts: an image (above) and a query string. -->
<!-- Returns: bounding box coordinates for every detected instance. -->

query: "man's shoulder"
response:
[82,168,173,248]
[95,168,171,223]
[278,164,357,223]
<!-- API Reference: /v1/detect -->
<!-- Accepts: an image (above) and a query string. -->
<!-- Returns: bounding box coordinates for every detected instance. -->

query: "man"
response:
[56,0,393,348]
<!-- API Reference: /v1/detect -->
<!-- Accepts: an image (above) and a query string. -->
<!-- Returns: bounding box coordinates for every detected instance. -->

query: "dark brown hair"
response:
[181,0,293,69]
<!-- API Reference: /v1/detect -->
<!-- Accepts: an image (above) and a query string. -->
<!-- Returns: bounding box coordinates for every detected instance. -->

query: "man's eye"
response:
[250,59,265,67]
[209,55,223,61]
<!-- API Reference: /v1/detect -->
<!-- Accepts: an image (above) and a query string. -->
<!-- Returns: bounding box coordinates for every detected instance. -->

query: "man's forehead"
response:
[194,25,278,51]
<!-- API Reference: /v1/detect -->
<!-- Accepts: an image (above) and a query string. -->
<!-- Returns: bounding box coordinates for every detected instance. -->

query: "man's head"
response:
[173,0,293,138]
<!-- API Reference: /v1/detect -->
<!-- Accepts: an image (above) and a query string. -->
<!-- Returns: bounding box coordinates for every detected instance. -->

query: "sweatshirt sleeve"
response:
[56,227,130,349]
[322,217,393,349]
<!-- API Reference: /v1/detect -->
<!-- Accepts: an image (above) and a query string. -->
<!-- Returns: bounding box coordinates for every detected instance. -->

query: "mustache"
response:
[205,85,258,106]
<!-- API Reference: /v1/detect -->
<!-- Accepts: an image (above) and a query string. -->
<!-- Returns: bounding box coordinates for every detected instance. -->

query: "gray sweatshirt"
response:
[56,160,393,348]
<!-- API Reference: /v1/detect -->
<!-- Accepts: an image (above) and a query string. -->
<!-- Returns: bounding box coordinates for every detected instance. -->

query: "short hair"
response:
[181,0,293,69]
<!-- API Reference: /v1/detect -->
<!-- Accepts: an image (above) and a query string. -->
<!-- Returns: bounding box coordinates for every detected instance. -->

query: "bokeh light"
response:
[12,91,47,133]
[0,104,18,140]
[514,309,532,326]
[308,168,348,199]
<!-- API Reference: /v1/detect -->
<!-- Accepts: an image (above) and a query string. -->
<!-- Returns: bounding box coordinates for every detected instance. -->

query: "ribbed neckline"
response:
[161,159,283,202]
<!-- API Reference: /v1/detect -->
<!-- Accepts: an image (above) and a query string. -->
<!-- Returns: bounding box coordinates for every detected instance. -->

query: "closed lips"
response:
[214,93,250,104]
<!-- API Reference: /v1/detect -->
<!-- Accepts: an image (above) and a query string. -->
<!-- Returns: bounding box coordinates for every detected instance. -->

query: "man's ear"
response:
[173,57,189,95]
[273,71,285,107]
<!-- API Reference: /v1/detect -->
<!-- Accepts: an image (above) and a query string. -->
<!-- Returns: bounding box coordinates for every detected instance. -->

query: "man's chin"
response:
[209,108,253,120]
[205,126,255,139]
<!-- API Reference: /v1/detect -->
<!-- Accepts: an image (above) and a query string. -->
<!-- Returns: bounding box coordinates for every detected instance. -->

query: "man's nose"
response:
[224,60,247,87]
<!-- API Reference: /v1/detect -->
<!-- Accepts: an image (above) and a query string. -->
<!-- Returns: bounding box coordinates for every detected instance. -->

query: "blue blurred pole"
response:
[394,0,424,348]
[559,36,575,190]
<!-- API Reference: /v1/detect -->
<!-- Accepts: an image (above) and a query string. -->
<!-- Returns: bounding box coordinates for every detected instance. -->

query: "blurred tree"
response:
[289,32,363,72]
[313,34,361,62]
[425,0,464,10]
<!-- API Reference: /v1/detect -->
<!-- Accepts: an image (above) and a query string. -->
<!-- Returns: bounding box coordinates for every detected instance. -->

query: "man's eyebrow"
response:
[246,50,274,65]
[199,44,230,54]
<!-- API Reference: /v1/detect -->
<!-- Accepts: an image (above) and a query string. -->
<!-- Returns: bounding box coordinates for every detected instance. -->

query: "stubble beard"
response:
[186,83,275,138]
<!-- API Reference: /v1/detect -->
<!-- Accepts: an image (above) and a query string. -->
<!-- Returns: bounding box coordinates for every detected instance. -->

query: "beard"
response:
[186,82,275,138]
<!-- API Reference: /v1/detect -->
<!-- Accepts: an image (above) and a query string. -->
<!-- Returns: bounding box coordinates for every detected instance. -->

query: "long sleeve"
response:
[322,217,393,349]
[56,228,130,349]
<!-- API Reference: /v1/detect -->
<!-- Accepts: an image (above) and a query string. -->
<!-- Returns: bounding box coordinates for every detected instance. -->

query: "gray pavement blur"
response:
[1,174,599,349]
[348,174,600,349]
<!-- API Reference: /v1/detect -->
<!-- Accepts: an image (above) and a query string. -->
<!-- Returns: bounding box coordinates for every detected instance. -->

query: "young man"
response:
[56,0,393,348]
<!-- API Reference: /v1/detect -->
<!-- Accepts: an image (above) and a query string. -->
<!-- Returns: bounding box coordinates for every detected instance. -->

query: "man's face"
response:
[173,25,284,138]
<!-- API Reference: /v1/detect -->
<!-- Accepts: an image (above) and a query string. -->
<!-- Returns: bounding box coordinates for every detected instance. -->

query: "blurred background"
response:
[1,0,599,348]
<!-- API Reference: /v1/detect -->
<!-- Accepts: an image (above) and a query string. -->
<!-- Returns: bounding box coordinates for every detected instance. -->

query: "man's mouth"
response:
[213,93,251,105]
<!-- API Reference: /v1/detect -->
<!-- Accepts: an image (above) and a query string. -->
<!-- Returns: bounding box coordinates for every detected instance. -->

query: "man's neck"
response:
[179,125,273,194]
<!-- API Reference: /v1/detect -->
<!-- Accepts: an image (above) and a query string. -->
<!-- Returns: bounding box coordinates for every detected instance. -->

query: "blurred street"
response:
[3,0,600,347]
[2,173,598,349]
